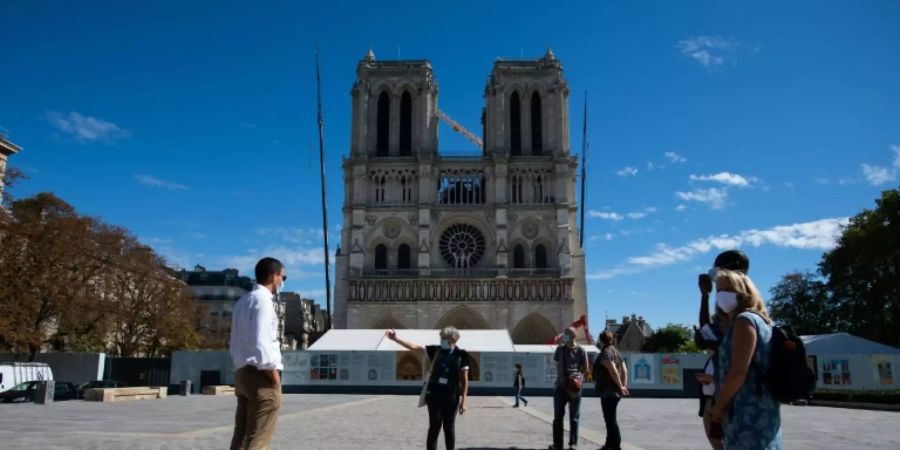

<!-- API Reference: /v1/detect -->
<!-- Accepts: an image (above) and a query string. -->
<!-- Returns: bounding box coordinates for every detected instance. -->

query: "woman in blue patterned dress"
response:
[710,269,782,450]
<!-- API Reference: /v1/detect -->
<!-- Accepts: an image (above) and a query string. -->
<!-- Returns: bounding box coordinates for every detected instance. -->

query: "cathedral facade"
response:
[333,50,588,344]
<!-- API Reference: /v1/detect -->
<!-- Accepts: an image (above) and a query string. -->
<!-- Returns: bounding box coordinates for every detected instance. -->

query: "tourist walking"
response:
[229,257,287,450]
[695,250,748,450]
[550,327,589,450]
[513,363,528,407]
[386,327,470,450]
[709,269,782,450]
[594,330,629,450]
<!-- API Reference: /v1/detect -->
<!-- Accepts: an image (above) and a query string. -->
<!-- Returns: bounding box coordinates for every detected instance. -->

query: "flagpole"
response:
[314,43,332,330]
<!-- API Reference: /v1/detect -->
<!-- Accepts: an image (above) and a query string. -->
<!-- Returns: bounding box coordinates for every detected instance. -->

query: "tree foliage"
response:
[768,271,843,335]
[0,191,199,359]
[820,189,899,347]
[642,323,693,353]
[768,189,899,347]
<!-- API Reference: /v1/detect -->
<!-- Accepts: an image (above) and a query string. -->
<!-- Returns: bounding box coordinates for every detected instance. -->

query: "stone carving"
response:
[497,238,507,253]
[384,221,401,239]
[419,238,430,253]
[365,214,376,226]
[347,278,574,302]
[508,213,518,223]
[542,212,555,222]
[408,213,418,225]
[521,221,539,240]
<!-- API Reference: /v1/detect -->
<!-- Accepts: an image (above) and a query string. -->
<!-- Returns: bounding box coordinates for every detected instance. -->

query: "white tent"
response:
[801,333,900,355]
[309,329,516,352]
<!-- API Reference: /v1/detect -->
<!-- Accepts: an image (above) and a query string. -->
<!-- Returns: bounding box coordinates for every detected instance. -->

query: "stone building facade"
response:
[0,132,22,206]
[333,50,588,344]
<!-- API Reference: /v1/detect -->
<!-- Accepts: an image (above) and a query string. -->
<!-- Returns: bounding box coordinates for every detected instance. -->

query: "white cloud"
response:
[675,204,687,212]
[675,187,728,209]
[134,174,188,190]
[220,246,326,273]
[617,166,638,177]
[590,207,654,221]
[588,210,623,221]
[689,172,754,187]
[676,36,741,69]
[664,152,686,163]
[587,217,849,280]
[255,227,325,245]
[46,111,129,143]
[862,165,894,185]
[861,146,900,186]
[589,233,615,244]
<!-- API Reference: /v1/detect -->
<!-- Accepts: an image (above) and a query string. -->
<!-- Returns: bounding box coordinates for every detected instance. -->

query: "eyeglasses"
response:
[281,274,288,281]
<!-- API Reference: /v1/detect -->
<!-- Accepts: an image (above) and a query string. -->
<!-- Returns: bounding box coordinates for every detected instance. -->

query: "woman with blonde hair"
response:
[709,269,782,449]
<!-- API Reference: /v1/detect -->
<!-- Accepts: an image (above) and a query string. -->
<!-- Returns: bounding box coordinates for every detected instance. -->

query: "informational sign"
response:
[631,354,656,384]
[661,355,681,385]
[871,356,894,385]
[823,359,851,385]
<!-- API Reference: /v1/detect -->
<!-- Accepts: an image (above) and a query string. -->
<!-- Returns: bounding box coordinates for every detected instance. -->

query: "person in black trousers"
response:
[594,330,629,450]
[513,363,528,407]
[386,327,469,450]
[550,327,589,450]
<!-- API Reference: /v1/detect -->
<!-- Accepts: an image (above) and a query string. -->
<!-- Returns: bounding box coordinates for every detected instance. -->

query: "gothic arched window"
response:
[531,91,543,155]
[398,244,411,269]
[374,244,388,270]
[535,244,548,269]
[399,91,412,156]
[376,91,390,157]
[510,92,522,155]
[513,245,525,269]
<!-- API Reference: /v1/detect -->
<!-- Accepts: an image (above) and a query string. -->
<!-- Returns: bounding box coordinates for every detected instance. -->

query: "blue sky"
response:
[2,1,899,332]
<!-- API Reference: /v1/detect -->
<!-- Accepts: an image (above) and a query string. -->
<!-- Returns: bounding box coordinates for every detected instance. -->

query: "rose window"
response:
[439,224,486,268]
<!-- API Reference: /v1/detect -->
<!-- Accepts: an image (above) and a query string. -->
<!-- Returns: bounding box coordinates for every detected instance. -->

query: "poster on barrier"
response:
[661,355,681,385]
[631,354,656,384]
[871,356,894,386]
[823,359,851,385]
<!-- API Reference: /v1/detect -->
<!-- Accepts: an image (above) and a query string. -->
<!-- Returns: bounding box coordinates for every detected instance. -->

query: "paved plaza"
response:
[0,394,897,449]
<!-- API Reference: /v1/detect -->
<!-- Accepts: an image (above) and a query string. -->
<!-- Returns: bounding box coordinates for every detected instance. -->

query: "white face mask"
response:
[716,291,739,313]
[440,339,451,350]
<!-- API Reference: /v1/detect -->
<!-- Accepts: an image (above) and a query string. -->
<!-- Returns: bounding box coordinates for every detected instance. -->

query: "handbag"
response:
[562,346,584,397]
[418,351,439,408]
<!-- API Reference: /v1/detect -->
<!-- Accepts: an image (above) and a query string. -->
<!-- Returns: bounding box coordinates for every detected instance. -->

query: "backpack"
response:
[763,324,817,403]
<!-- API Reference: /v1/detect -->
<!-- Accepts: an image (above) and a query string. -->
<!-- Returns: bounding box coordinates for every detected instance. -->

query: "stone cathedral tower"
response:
[333,49,588,344]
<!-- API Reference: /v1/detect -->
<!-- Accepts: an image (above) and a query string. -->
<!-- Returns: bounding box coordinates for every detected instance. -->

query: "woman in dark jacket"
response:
[595,330,629,450]
[386,327,470,450]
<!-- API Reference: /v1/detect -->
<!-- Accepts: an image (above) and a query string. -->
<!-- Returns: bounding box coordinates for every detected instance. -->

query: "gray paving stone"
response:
[0,394,896,449]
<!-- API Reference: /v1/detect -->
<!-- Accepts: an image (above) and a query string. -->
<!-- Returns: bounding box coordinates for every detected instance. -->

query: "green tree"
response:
[642,323,693,352]
[768,271,843,335]
[820,188,900,347]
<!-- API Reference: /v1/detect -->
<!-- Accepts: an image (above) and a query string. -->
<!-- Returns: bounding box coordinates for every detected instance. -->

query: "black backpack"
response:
[763,324,817,403]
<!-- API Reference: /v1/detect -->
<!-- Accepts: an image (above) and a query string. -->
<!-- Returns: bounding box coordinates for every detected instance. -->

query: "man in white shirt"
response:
[229,257,286,450]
